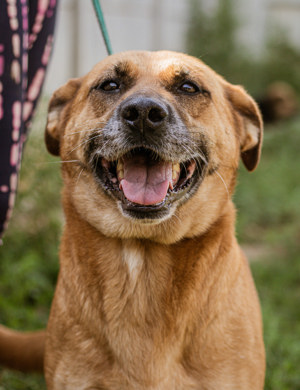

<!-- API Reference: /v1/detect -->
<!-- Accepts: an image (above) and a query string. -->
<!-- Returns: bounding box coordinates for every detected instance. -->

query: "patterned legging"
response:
[0,0,58,240]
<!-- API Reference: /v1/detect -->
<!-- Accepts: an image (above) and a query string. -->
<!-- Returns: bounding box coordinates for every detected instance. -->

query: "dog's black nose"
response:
[120,96,168,133]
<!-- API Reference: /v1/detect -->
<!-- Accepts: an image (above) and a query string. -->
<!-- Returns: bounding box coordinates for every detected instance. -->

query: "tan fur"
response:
[0,325,45,372]
[2,51,265,389]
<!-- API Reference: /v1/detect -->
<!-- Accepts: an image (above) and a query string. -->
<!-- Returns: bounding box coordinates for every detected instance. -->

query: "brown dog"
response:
[1,50,265,389]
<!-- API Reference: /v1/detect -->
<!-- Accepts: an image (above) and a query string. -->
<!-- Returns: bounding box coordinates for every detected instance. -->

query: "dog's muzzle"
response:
[88,95,208,220]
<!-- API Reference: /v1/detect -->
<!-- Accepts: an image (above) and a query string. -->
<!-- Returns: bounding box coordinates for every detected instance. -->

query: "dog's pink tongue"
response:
[120,155,172,206]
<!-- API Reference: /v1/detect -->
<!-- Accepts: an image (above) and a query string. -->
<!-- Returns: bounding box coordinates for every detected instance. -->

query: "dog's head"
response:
[45,51,262,243]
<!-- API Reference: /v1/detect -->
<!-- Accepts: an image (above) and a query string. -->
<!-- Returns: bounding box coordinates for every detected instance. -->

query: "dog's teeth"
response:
[172,163,180,183]
[117,160,124,170]
[118,170,124,180]
[117,160,124,180]
[172,163,180,178]
[187,160,196,179]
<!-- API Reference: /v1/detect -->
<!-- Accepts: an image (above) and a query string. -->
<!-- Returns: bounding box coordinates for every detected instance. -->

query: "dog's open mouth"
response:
[94,147,204,219]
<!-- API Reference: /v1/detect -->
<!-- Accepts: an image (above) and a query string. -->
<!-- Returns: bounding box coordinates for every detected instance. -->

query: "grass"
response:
[0,99,60,389]
[235,118,300,389]
[0,98,299,388]
[251,247,300,390]
[236,119,300,246]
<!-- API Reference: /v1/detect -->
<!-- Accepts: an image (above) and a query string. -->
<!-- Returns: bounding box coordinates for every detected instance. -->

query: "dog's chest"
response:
[97,241,199,386]
[121,241,143,286]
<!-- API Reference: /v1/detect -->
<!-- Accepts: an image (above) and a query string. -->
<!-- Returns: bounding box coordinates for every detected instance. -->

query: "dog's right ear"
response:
[45,78,81,156]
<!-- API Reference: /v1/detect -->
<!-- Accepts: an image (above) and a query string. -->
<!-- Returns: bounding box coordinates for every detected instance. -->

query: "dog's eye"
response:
[99,80,120,92]
[178,82,200,94]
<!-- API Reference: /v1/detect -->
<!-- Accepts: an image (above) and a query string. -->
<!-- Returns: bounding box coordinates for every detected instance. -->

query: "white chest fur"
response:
[121,240,144,284]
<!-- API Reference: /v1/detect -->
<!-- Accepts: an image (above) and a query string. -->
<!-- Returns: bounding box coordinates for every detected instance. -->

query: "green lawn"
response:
[0,99,299,389]
[235,118,300,390]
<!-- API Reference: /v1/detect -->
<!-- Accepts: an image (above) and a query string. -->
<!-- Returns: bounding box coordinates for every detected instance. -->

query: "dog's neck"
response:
[56,200,241,380]
[59,199,239,312]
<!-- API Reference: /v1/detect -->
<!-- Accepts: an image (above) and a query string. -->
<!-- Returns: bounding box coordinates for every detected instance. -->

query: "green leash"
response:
[91,0,113,55]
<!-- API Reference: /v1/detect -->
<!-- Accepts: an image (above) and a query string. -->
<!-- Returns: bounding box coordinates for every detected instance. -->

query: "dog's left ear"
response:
[45,78,82,156]
[226,84,263,171]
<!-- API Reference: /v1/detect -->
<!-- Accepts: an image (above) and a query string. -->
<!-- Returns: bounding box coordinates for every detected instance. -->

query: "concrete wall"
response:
[44,0,300,94]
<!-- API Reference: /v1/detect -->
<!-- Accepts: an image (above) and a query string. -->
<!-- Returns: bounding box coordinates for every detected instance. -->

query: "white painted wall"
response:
[268,1,300,47]
[43,0,300,95]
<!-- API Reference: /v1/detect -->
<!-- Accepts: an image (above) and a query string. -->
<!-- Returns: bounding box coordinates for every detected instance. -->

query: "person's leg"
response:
[0,0,58,241]
[0,0,28,239]
[24,0,58,131]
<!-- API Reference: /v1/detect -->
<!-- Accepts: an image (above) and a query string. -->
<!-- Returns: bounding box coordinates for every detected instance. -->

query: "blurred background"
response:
[0,0,300,388]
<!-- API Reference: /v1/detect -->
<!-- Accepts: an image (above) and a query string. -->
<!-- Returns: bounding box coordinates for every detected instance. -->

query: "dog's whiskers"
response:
[92,138,113,161]
[76,167,84,187]
[64,128,99,137]
[67,133,102,156]
[38,160,81,165]
[214,171,230,200]
[72,119,107,130]
[65,126,107,138]
[63,118,108,137]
